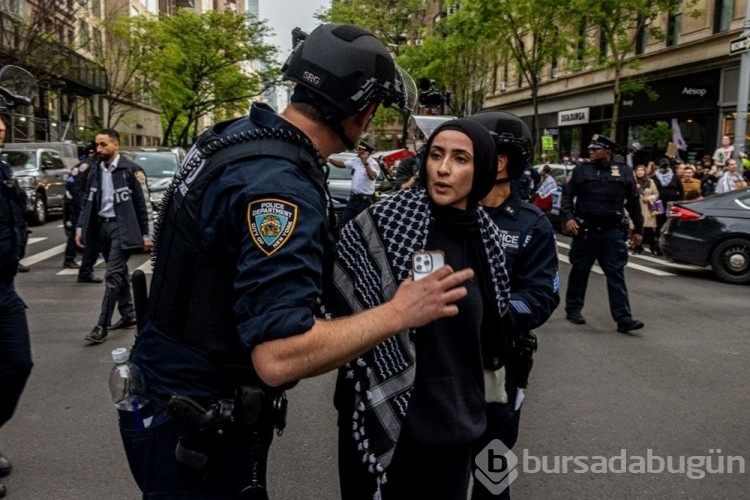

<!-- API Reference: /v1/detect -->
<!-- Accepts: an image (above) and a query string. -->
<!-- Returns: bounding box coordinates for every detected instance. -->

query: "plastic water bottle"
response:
[109,347,152,429]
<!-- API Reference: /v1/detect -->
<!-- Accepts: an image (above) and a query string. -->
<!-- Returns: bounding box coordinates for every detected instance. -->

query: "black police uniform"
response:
[561,138,643,327]
[124,103,333,496]
[471,189,560,500]
[0,158,33,435]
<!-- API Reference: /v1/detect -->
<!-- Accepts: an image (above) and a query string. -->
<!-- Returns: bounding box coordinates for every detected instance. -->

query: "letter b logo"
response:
[475,439,519,495]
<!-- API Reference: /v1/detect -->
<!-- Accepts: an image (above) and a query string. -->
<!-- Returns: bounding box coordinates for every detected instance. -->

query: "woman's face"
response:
[426,129,475,210]
[635,165,646,178]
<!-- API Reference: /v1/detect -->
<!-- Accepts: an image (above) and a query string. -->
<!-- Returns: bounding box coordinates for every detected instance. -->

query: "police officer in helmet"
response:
[122,23,474,497]
[468,111,560,499]
[561,134,644,334]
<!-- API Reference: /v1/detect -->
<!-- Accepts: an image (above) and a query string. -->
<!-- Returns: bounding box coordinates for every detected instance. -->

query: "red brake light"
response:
[667,205,701,220]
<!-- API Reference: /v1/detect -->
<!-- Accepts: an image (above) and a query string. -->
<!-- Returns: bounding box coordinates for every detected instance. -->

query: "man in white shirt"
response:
[716,159,748,193]
[329,141,380,226]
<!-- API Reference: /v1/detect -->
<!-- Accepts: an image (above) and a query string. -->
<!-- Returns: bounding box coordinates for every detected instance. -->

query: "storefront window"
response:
[720,114,750,152]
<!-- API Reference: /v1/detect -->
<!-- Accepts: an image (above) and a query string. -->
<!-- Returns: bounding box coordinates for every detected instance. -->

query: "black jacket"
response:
[78,155,150,250]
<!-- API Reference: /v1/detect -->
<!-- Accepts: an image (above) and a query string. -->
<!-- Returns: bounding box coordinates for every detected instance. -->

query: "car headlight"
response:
[16,176,36,189]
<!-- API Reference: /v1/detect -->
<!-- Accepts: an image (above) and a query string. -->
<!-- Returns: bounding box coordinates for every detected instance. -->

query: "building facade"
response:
[482,0,750,163]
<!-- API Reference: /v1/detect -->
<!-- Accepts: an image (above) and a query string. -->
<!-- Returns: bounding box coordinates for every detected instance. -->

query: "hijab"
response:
[417,118,498,208]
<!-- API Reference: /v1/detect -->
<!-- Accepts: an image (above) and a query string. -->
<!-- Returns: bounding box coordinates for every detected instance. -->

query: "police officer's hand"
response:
[74,234,84,249]
[390,265,473,329]
[142,239,153,252]
[631,233,643,249]
[564,219,579,236]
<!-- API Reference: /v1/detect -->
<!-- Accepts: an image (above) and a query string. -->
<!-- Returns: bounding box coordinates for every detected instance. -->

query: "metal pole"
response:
[734,1,750,169]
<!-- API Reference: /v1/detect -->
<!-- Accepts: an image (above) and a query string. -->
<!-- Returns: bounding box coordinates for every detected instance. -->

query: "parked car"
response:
[120,147,185,210]
[326,152,393,225]
[533,162,576,229]
[3,147,70,225]
[659,188,750,284]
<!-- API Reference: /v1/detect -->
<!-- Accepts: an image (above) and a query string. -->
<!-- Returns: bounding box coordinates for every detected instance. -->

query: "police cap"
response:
[357,141,374,154]
[588,134,621,152]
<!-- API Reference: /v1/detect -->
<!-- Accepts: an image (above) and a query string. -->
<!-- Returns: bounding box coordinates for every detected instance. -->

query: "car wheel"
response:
[710,238,750,284]
[29,195,47,226]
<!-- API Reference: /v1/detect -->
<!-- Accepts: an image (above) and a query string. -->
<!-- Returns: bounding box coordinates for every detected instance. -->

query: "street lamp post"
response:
[734,1,750,165]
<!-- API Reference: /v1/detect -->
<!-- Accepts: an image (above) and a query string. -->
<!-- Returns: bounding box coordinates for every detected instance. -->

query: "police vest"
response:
[574,161,630,218]
[0,162,25,284]
[146,117,335,370]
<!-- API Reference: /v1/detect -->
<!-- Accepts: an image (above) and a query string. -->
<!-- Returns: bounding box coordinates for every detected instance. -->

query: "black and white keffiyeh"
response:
[332,186,510,498]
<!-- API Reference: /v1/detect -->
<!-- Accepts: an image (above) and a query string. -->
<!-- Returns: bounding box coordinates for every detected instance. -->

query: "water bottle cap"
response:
[111,347,129,363]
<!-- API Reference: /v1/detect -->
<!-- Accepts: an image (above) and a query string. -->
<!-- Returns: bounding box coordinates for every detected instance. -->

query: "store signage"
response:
[680,86,708,98]
[558,107,589,126]
[729,35,750,56]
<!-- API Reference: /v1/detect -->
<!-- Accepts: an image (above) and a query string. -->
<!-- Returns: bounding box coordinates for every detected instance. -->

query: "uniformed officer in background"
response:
[469,111,560,500]
[122,23,474,498]
[561,134,644,334]
[328,140,380,226]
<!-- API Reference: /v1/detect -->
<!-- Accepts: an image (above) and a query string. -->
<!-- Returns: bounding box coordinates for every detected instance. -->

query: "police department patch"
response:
[248,198,298,256]
[135,170,147,188]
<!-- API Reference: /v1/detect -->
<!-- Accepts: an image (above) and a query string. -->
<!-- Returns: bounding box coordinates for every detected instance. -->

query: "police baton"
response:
[131,269,148,334]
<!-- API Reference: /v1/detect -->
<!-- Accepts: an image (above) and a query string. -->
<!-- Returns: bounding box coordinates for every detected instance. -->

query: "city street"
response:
[0,219,747,499]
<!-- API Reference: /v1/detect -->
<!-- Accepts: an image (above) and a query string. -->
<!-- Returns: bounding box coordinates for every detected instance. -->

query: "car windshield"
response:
[125,152,178,179]
[2,151,34,169]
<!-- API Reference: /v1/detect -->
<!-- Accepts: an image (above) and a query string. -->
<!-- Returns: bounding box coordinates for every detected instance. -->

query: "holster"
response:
[506,330,538,389]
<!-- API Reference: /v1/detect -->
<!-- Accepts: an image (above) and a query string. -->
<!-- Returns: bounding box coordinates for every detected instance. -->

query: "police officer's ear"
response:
[496,154,509,180]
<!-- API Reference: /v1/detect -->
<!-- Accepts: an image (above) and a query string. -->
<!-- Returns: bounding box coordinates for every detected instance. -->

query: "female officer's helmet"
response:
[466,111,534,179]
[282,23,415,120]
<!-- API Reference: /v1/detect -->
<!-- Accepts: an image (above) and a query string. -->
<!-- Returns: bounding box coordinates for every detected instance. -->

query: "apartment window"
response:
[667,10,681,47]
[91,0,101,18]
[714,0,735,33]
[78,20,89,48]
[635,21,649,55]
[576,19,586,63]
[599,27,608,62]
[550,58,558,79]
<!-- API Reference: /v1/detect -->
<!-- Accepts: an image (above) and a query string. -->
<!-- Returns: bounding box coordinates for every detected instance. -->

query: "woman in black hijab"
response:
[333,119,511,500]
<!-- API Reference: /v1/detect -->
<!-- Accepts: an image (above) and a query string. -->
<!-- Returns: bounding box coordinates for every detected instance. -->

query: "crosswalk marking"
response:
[19,244,67,267]
[17,234,701,279]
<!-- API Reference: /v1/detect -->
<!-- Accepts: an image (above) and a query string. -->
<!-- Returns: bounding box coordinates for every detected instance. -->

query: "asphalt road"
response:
[0,220,747,499]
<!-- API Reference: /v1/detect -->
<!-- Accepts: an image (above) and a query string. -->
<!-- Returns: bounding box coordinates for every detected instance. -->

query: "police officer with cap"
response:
[468,111,560,500]
[122,23,474,497]
[561,134,644,334]
[328,139,380,226]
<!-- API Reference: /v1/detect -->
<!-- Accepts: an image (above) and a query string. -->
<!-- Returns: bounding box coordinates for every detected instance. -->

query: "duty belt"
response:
[349,193,375,203]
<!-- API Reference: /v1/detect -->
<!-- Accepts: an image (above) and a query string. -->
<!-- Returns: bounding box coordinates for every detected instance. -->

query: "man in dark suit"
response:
[75,128,152,344]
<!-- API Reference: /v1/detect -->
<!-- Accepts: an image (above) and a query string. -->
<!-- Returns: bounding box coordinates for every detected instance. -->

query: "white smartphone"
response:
[411,250,446,281]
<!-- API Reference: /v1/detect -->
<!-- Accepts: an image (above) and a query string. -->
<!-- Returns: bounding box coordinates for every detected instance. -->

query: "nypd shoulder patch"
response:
[247,198,298,256]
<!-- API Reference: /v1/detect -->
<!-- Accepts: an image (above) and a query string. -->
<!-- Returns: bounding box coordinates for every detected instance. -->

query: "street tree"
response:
[461,0,571,156]
[566,0,700,138]
[137,9,279,146]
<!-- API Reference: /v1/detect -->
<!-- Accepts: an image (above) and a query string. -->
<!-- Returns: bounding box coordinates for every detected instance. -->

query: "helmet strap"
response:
[329,118,356,151]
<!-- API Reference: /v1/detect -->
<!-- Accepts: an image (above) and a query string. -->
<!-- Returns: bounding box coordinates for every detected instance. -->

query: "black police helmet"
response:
[283,24,414,120]
[466,111,533,179]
